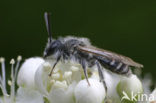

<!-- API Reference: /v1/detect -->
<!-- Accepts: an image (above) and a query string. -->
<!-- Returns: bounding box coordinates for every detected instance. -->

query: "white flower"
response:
[74,78,105,103]
[0,55,155,103]
[34,60,82,103]
[17,57,44,89]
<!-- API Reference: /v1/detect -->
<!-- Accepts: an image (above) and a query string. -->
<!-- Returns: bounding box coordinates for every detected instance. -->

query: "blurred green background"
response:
[0,0,156,80]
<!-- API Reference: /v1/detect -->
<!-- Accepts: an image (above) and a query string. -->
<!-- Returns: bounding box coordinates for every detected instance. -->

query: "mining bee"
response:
[43,12,143,91]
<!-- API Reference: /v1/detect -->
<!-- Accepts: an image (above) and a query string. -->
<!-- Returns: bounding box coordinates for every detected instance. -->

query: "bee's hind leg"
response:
[80,59,90,86]
[96,61,107,92]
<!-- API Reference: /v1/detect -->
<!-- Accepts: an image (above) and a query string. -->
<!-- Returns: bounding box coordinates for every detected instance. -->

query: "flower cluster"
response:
[0,56,156,103]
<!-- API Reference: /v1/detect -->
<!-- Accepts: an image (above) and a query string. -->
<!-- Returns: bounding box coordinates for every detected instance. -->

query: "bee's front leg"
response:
[49,56,61,76]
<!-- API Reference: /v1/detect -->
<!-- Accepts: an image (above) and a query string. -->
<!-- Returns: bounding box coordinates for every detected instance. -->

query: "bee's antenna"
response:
[44,12,52,43]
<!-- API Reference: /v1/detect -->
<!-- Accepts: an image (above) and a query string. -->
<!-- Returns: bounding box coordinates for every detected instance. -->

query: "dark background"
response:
[0,0,156,80]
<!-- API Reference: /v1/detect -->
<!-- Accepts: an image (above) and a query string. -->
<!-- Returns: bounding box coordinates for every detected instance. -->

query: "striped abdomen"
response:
[96,56,131,76]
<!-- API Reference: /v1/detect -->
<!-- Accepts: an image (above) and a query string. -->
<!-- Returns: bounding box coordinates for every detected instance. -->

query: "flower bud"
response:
[117,74,143,102]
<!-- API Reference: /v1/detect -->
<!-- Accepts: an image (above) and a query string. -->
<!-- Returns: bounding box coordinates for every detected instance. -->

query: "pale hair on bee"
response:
[63,36,91,45]
[43,12,143,91]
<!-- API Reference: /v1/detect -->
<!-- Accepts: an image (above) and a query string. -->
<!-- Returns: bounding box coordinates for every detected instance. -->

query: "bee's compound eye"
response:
[43,40,63,58]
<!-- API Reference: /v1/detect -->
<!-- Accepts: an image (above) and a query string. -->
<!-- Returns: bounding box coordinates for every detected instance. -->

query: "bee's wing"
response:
[78,46,143,68]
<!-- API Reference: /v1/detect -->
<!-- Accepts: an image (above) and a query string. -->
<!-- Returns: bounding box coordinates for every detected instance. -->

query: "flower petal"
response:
[48,82,76,103]
[16,87,44,103]
[17,57,44,89]
[74,78,105,103]
[34,62,51,96]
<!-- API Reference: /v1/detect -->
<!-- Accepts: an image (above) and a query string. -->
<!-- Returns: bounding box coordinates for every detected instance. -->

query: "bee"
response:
[43,12,143,91]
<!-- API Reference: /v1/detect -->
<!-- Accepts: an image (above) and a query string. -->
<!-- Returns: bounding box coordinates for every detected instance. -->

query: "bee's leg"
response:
[96,61,107,92]
[49,56,61,76]
[81,59,90,86]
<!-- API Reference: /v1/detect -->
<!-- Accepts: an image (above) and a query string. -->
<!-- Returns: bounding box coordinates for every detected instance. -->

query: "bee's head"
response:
[43,40,63,58]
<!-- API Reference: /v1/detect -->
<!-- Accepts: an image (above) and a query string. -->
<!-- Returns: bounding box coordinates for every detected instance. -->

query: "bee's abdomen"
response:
[96,57,131,76]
